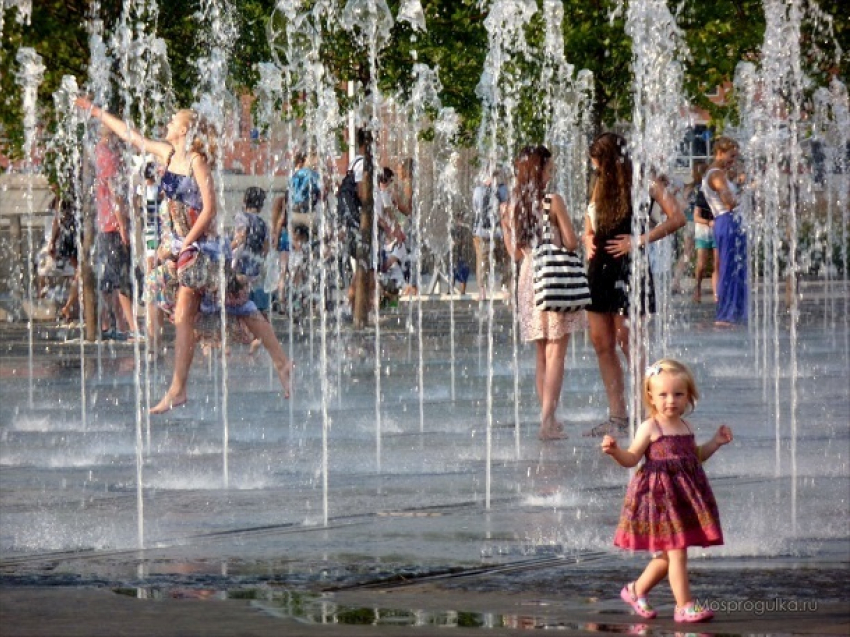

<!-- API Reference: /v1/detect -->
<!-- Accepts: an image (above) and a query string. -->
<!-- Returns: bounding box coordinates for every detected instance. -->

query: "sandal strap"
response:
[627,583,653,609]
[587,421,613,436]
[610,415,629,430]
[587,417,629,437]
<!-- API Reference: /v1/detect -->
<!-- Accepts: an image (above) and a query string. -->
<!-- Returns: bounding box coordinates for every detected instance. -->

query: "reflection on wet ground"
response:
[103,578,842,636]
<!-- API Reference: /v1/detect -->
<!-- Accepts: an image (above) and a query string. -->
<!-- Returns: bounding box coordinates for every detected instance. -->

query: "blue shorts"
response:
[277,230,290,253]
[250,286,270,312]
[694,223,715,250]
[454,260,470,284]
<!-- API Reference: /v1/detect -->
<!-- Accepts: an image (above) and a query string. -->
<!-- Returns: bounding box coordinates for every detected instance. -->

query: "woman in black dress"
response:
[582,133,685,437]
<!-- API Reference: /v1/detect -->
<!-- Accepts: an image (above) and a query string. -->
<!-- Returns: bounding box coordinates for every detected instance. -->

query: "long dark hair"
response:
[589,132,632,236]
[511,145,552,248]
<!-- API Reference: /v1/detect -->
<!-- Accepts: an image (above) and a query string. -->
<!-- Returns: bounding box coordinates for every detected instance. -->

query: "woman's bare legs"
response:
[588,311,628,420]
[695,247,720,303]
[117,291,138,334]
[151,286,200,413]
[694,247,708,302]
[146,303,164,353]
[536,335,569,439]
[534,341,546,413]
[61,265,79,320]
[243,313,293,398]
[276,251,289,311]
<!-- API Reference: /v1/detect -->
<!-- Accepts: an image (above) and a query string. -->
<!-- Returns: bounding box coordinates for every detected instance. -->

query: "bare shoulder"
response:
[547,193,570,220]
[548,192,567,208]
[707,167,727,189]
[649,176,672,199]
[635,418,659,443]
[190,152,213,178]
[624,418,656,456]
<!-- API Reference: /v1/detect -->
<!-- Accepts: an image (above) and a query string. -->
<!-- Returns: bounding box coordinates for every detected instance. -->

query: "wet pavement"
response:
[1,282,848,635]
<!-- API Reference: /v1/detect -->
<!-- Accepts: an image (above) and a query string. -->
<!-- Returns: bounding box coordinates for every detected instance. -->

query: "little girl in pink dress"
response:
[601,358,733,624]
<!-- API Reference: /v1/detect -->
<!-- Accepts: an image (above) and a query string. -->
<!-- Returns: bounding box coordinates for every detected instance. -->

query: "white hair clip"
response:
[645,365,663,377]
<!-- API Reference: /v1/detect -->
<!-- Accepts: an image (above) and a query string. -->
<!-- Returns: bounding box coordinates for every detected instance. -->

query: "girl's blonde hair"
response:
[713,136,739,156]
[176,109,218,166]
[643,358,700,416]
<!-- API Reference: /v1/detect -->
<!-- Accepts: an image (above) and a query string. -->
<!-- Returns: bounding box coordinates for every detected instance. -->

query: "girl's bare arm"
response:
[500,202,522,262]
[549,194,578,251]
[602,420,654,468]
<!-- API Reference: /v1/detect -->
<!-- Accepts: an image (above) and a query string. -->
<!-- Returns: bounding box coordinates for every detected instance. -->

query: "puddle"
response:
[113,587,754,635]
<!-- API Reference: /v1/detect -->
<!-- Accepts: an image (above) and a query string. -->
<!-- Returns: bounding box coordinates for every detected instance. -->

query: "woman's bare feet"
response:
[539,428,567,441]
[539,419,566,441]
[150,390,187,414]
[274,359,293,399]
[249,338,262,355]
[539,429,567,441]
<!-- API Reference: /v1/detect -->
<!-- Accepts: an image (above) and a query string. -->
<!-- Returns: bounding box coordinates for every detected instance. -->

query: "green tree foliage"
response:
[1,0,847,160]
[561,0,633,132]
[377,0,489,143]
[0,1,91,159]
[267,0,488,143]
[678,0,848,126]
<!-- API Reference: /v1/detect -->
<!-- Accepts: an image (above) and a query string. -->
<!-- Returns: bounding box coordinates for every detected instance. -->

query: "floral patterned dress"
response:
[147,155,259,345]
[614,420,724,551]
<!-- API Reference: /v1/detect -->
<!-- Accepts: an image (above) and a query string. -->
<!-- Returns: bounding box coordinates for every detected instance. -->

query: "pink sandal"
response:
[620,583,657,619]
[674,602,714,623]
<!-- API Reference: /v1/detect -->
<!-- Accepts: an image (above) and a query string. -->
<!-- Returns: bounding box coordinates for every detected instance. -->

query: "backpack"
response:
[290,168,319,207]
[475,185,494,230]
[337,157,363,229]
[244,214,267,254]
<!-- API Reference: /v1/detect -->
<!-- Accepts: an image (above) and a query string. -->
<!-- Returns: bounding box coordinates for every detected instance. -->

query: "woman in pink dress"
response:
[500,145,586,440]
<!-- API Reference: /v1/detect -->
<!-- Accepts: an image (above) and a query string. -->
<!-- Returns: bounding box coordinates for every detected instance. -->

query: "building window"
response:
[676,125,713,170]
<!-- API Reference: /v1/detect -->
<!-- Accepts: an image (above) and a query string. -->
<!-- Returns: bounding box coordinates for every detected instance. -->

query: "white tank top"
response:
[701,168,736,217]
[586,201,597,232]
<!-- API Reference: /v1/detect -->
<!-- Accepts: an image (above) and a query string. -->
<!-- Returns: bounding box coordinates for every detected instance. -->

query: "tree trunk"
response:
[81,221,97,342]
[80,153,98,342]
[353,143,373,329]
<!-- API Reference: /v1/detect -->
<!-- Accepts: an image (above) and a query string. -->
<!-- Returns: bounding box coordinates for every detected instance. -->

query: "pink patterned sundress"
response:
[614,419,724,551]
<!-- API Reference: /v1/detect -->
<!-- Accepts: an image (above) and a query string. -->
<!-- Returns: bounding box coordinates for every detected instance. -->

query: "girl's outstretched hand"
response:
[601,434,618,454]
[75,96,93,111]
[714,425,733,446]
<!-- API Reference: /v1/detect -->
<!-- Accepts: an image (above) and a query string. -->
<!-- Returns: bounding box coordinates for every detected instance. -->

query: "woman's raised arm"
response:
[75,97,172,162]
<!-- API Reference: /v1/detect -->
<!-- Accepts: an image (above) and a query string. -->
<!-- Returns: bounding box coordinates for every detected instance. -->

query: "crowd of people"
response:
[35,120,749,423]
[38,131,747,334]
[29,116,750,624]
